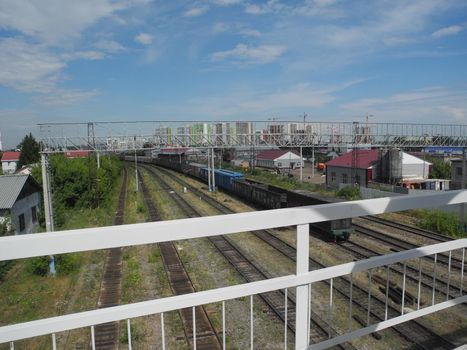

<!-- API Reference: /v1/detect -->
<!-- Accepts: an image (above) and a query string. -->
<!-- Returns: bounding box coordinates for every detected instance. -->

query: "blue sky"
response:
[0,0,467,148]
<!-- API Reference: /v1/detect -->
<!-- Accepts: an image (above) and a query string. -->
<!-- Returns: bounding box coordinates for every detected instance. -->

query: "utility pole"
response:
[461,148,466,230]
[352,122,359,186]
[134,136,138,192]
[207,148,211,192]
[312,134,315,178]
[212,147,216,191]
[365,114,374,143]
[300,146,303,183]
[300,113,307,183]
[41,153,56,275]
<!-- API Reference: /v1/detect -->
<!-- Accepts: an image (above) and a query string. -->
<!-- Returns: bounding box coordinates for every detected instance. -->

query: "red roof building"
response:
[1,151,20,162]
[326,149,379,169]
[1,151,21,174]
[325,150,379,188]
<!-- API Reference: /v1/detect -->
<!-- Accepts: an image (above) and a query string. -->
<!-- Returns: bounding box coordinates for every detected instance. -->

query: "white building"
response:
[401,152,431,180]
[256,150,303,169]
[0,175,41,235]
[1,151,20,174]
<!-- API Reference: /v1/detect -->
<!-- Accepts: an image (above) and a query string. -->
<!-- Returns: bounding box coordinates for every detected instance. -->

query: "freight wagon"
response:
[132,155,352,240]
[199,168,244,192]
[293,190,353,240]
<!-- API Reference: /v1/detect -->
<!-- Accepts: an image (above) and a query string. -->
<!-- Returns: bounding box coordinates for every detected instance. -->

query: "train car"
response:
[199,168,244,191]
[292,189,353,240]
[231,179,287,209]
[137,155,351,240]
[183,162,204,178]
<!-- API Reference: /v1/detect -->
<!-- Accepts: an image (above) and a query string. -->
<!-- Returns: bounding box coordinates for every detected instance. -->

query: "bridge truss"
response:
[38,120,467,153]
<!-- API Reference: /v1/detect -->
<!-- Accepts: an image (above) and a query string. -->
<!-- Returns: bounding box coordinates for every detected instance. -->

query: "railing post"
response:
[296,224,310,349]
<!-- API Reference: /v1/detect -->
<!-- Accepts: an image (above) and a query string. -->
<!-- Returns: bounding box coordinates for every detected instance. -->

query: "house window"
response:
[19,214,25,232]
[457,167,462,176]
[277,162,282,167]
[331,172,336,182]
[32,206,37,223]
[342,173,348,184]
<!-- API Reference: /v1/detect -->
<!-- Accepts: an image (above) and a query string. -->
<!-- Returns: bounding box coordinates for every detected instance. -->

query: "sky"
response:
[0,0,467,148]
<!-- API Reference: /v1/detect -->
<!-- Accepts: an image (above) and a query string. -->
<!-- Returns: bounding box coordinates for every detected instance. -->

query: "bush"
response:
[26,256,50,276]
[336,186,361,200]
[26,254,81,276]
[55,254,81,275]
[419,210,463,238]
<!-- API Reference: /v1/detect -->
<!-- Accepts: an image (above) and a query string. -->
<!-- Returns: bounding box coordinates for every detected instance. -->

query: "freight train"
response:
[129,155,353,240]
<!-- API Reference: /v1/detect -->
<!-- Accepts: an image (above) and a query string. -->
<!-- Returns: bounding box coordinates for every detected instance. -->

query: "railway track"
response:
[337,239,467,301]
[353,223,466,271]
[137,171,222,350]
[152,165,458,350]
[364,216,452,243]
[142,165,354,349]
[94,167,128,349]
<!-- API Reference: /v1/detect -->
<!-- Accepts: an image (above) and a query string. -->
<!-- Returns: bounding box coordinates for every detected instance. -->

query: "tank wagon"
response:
[131,155,352,240]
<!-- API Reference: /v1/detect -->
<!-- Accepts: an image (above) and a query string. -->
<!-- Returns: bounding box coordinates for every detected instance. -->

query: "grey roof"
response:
[0,175,29,209]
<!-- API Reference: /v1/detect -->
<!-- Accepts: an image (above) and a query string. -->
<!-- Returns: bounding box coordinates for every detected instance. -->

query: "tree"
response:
[429,158,450,179]
[17,133,40,168]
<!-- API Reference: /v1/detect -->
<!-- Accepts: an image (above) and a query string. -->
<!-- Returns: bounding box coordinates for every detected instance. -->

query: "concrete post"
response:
[207,148,211,192]
[461,148,466,230]
[41,153,56,275]
[300,146,303,183]
[312,142,315,178]
[212,147,216,191]
[134,149,138,192]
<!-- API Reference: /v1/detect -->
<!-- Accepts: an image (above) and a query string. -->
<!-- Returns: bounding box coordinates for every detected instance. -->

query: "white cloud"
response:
[432,25,463,38]
[167,80,362,118]
[62,51,105,61]
[183,6,209,17]
[238,28,261,37]
[0,38,65,93]
[134,33,153,45]
[35,89,100,106]
[212,23,261,37]
[244,4,263,14]
[0,0,131,45]
[211,43,286,64]
[244,1,284,14]
[0,0,146,106]
[439,106,466,122]
[340,86,467,123]
[93,39,126,53]
[212,0,242,5]
[213,22,229,33]
[383,36,414,46]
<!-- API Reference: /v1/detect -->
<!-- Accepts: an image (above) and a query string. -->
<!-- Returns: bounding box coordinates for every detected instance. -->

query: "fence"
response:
[1,191,467,349]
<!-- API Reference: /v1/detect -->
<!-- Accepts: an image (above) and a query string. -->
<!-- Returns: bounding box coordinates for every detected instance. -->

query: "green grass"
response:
[402,209,466,238]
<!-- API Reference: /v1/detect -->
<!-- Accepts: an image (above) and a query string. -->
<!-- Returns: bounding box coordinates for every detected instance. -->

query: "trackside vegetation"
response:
[26,154,122,276]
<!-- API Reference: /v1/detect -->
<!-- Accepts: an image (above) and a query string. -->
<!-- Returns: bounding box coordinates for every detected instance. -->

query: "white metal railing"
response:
[1,191,467,350]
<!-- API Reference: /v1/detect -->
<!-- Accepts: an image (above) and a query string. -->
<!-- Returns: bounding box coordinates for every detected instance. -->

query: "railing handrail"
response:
[1,190,466,261]
[1,238,466,344]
